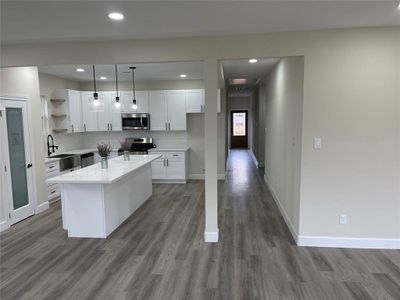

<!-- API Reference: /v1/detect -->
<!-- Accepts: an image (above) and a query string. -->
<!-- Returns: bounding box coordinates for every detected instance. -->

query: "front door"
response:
[231,110,248,148]
[0,99,35,225]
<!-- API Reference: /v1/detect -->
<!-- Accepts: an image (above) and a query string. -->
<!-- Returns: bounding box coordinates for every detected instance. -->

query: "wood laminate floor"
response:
[1,150,399,299]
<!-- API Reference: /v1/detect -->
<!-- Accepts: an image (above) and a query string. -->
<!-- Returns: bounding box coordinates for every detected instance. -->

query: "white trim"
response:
[0,220,10,232]
[298,236,400,249]
[249,150,259,168]
[264,174,299,243]
[36,201,49,214]
[204,229,219,242]
[189,173,226,180]
[264,174,400,250]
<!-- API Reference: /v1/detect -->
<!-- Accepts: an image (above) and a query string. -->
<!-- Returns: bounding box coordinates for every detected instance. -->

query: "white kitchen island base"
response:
[47,155,161,239]
[61,165,152,238]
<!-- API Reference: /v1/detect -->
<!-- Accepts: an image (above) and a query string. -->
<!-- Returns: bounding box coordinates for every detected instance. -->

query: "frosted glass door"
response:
[6,107,29,209]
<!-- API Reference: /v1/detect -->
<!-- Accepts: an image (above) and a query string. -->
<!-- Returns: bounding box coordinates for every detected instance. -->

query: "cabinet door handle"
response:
[84,124,86,132]
[165,122,167,131]
[107,123,110,131]
[71,124,74,132]
[163,159,166,166]
[110,123,112,131]
[166,159,169,167]
[168,123,171,131]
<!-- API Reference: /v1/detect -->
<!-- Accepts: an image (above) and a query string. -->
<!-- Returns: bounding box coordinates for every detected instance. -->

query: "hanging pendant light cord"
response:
[131,67,136,100]
[92,65,97,93]
[115,64,119,98]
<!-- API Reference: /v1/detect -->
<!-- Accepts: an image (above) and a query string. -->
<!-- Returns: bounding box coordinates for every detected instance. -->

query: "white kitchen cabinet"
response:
[149,91,168,131]
[167,90,186,131]
[150,151,187,183]
[81,91,99,132]
[151,157,167,179]
[186,89,204,113]
[149,90,186,131]
[121,91,149,113]
[82,91,122,132]
[45,160,61,202]
[54,89,83,133]
[98,92,122,132]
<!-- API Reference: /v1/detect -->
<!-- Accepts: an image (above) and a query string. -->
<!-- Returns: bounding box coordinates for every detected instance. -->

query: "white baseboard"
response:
[204,229,219,243]
[263,174,400,250]
[298,236,400,249]
[189,174,226,180]
[0,220,10,232]
[36,201,49,214]
[264,174,299,244]
[249,150,260,168]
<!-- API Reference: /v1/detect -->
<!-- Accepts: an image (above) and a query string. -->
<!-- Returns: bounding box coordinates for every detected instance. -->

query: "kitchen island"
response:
[47,154,161,238]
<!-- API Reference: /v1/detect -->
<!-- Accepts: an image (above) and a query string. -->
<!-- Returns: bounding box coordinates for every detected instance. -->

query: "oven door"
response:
[122,114,143,130]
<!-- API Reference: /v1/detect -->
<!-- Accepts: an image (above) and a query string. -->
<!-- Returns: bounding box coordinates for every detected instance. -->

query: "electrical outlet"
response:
[339,214,347,225]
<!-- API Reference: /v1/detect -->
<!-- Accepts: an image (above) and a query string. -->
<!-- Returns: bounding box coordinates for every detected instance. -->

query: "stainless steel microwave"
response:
[121,113,150,130]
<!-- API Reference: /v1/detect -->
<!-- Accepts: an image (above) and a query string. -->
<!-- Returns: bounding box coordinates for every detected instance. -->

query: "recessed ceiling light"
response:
[179,74,187,78]
[76,68,85,72]
[230,78,247,85]
[249,59,258,63]
[108,12,124,21]
[100,76,107,80]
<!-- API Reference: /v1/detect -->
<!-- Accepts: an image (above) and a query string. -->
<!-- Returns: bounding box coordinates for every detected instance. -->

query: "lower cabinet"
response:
[151,151,187,183]
[45,160,61,202]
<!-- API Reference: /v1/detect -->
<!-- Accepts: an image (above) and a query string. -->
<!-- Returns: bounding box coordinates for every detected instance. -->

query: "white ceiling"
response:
[1,1,399,45]
[222,58,280,96]
[38,61,204,82]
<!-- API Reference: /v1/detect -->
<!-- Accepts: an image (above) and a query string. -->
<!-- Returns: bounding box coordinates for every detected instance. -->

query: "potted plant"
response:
[97,142,112,169]
[120,140,131,161]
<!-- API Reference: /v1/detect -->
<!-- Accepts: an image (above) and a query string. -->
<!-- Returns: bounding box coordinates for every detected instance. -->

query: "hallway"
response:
[0,150,399,299]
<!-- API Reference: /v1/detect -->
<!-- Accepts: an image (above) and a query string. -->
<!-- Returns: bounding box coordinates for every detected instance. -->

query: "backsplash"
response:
[80,130,188,150]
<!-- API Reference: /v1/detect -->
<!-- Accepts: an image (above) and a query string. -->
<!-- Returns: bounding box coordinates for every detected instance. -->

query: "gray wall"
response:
[263,57,304,234]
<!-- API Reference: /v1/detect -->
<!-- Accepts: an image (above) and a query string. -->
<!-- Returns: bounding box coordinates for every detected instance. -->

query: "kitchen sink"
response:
[48,154,81,171]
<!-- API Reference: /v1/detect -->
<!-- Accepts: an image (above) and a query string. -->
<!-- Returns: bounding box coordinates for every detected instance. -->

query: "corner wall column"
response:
[204,59,219,242]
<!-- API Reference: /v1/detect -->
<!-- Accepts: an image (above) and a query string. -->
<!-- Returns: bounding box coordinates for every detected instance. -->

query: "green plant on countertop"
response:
[97,142,112,158]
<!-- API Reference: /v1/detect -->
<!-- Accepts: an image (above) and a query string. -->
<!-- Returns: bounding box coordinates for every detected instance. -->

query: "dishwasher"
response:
[81,152,95,168]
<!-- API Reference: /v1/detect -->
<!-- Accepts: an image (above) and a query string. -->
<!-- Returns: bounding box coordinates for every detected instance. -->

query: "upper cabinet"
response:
[167,90,186,131]
[81,91,122,132]
[149,91,168,131]
[121,91,149,113]
[186,89,204,113]
[148,90,187,131]
[53,89,83,133]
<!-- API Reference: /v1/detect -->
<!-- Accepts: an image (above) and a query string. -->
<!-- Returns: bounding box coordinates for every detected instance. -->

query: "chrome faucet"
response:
[47,134,59,156]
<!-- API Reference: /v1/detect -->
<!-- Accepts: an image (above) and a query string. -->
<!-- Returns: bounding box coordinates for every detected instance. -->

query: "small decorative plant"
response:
[120,140,131,151]
[97,142,112,158]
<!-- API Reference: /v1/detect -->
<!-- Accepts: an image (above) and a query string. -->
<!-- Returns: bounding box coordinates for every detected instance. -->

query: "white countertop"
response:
[46,154,161,184]
[149,147,190,152]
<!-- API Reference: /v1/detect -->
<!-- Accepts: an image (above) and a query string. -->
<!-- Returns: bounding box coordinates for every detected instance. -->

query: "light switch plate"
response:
[339,214,347,225]
[313,137,322,150]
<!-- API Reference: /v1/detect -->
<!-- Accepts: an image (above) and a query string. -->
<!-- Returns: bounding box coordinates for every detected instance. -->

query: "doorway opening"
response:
[230,110,248,149]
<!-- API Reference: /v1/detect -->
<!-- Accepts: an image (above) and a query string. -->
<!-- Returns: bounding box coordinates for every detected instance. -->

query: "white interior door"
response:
[0,99,35,225]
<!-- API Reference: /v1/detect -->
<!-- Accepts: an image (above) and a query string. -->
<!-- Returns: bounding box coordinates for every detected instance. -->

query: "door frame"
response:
[230,110,249,149]
[0,96,38,231]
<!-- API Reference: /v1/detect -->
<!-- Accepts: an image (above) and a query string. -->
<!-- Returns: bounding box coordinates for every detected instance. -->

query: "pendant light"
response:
[114,64,121,109]
[89,65,104,111]
[130,67,137,111]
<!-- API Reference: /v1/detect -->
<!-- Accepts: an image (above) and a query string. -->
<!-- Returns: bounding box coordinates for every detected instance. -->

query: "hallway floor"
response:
[1,150,399,299]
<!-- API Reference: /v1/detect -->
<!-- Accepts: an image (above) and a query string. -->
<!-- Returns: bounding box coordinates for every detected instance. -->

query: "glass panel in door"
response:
[6,107,29,209]
[233,112,246,136]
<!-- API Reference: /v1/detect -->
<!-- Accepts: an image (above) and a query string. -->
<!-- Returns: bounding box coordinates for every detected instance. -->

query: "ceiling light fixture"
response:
[114,64,121,109]
[76,68,85,72]
[100,76,107,80]
[130,67,138,111]
[179,74,187,78]
[108,12,124,20]
[249,59,258,63]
